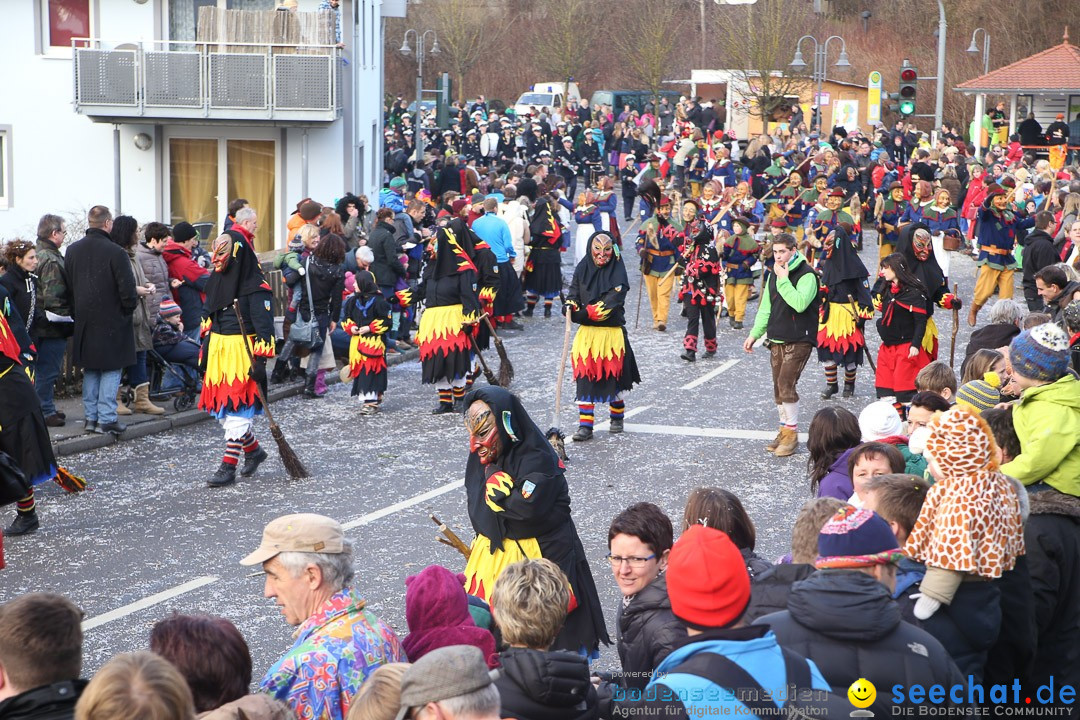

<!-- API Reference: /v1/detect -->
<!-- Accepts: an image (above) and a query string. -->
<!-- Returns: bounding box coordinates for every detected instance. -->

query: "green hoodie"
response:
[1001,374,1080,496]
[749,252,818,342]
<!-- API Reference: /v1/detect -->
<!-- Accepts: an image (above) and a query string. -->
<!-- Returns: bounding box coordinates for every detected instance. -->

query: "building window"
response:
[0,127,11,210]
[41,0,92,53]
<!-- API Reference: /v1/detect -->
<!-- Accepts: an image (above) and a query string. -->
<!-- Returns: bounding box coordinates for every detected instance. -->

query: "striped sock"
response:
[452,386,466,402]
[15,492,35,515]
[824,365,838,385]
[844,368,857,385]
[610,400,625,419]
[438,388,453,405]
[544,299,553,311]
[223,440,242,466]
[578,403,595,428]
[893,401,907,421]
[241,432,260,454]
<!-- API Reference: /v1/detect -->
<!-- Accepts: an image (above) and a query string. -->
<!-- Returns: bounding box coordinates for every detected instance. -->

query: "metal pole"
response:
[415,35,424,165]
[935,0,946,130]
[816,45,825,133]
[699,0,707,70]
[113,124,122,214]
[301,128,309,200]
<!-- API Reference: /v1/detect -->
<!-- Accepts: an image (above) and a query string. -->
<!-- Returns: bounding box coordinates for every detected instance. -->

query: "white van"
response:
[512,82,582,119]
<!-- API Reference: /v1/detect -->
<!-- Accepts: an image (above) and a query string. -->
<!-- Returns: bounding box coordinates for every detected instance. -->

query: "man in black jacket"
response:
[1022,212,1061,310]
[756,507,965,716]
[1036,265,1080,326]
[0,593,86,720]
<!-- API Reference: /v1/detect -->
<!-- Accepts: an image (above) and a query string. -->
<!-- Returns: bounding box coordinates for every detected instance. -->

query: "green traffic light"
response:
[899,100,915,116]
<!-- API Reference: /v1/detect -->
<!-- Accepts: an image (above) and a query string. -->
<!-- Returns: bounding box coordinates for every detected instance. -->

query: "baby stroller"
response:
[145,347,201,412]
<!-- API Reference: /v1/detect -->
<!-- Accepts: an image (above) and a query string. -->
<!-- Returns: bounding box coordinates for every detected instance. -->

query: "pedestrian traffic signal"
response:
[899,64,917,116]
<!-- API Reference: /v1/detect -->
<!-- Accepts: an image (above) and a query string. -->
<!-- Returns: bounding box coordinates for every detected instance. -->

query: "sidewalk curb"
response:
[53,349,420,458]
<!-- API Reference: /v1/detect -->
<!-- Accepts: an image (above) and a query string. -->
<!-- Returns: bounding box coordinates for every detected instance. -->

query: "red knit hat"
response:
[666,525,751,629]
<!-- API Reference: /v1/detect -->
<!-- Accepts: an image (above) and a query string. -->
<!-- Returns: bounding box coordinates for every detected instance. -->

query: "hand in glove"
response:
[484,469,514,513]
[297,265,306,277]
[912,594,942,620]
[940,293,962,310]
[249,357,268,395]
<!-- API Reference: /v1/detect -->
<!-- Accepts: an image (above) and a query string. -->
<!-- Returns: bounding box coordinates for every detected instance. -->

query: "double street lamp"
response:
[400,29,439,162]
[790,35,851,133]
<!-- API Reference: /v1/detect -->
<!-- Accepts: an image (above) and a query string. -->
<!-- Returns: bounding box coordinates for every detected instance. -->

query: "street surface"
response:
[0,222,980,678]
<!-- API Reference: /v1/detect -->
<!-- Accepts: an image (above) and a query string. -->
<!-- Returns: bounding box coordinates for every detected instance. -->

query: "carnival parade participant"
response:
[566,232,641,442]
[677,209,721,362]
[874,181,907,262]
[970,186,1023,326]
[721,214,759,330]
[892,223,962,363]
[342,270,392,415]
[522,196,564,318]
[811,189,854,268]
[461,386,610,657]
[636,191,680,331]
[874,253,931,416]
[416,218,481,414]
[197,213,274,489]
[817,227,874,399]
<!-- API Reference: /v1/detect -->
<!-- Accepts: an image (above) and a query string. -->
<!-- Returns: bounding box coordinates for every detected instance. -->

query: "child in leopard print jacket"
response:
[903,405,1025,620]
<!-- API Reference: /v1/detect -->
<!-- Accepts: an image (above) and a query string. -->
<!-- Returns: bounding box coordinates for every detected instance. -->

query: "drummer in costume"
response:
[874,181,908,262]
[566,232,641,443]
[522,196,564,318]
[887,222,962,363]
[677,210,721,362]
[462,386,610,657]
[810,188,854,268]
[416,218,482,414]
[0,285,57,536]
[198,228,274,488]
[343,270,392,415]
[817,227,874,399]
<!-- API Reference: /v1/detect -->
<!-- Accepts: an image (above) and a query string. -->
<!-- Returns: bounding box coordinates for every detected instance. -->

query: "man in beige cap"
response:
[242,513,405,719]
[394,646,501,720]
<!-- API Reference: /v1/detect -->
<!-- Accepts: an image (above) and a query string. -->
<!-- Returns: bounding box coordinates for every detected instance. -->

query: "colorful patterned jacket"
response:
[261,587,406,720]
[721,233,759,284]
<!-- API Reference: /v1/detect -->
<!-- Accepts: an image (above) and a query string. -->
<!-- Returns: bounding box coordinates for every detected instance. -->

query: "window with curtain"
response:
[169,138,219,236]
[227,139,276,252]
[43,0,91,50]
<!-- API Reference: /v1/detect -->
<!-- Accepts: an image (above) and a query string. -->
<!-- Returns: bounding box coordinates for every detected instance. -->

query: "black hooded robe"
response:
[885,222,953,360]
[462,386,610,657]
[817,226,873,366]
[523,199,564,297]
[343,271,392,398]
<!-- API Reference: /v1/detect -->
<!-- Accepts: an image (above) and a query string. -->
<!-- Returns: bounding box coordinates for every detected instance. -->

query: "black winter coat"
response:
[368,221,405,288]
[1021,230,1061,302]
[65,228,138,370]
[0,264,42,337]
[1025,489,1080,692]
[615,575,685,691]
[300,258,345,321]
[744,562,815,623]
[0,680,86,720]
[494,647,599,720]
[755,570,965,715]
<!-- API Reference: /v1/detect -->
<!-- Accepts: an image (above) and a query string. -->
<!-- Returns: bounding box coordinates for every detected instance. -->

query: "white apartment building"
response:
[0,0,403,252]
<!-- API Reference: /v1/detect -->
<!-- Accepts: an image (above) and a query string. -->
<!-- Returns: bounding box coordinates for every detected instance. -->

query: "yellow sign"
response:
[868,71,882,125]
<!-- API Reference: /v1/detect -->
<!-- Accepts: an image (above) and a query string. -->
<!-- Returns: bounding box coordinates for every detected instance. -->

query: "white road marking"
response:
[621,423,809,443]
[680,359,740,391]
[83,576,219,631]
[341,479,464,530]
[593,405,650,431]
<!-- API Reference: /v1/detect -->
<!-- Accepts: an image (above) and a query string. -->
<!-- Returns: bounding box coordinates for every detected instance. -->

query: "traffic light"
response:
[899,63,917,116]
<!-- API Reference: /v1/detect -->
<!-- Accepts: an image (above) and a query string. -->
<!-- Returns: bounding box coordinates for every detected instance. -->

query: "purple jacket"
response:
[817,447,856,500]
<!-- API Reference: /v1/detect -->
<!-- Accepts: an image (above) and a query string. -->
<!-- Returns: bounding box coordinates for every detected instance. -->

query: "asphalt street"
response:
[0,221,983,680]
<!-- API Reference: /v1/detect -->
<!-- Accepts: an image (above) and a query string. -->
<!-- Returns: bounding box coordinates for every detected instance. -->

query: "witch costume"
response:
[416,219,482,414]
[677,217,721,361]
[888,222,961,363]
[566,232,641,443]
[343,270,392,415]
[462,386,610,658]
[197,230,275,488]
[522,197,564,317]
[817,226,874,399]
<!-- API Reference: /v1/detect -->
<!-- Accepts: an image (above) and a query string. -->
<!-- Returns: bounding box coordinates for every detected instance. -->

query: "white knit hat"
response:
[859,400,903,441]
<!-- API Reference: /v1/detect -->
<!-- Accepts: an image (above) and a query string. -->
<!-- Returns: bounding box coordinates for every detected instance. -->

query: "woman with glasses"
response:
[605,502,682,693]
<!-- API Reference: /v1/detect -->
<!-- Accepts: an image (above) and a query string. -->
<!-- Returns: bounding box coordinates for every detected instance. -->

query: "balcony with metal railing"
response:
[72,39,342,124]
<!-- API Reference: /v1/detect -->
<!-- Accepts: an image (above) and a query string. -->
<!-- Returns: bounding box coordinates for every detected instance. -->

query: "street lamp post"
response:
[400,29,439,164]
[790,35,850,134]
[968,27,991,155]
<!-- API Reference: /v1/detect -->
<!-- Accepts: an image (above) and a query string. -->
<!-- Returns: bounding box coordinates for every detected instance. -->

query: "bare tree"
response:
[425,0,512,102]
[609,0,686,109]
[530,0,596,87]
[713,0,812,123]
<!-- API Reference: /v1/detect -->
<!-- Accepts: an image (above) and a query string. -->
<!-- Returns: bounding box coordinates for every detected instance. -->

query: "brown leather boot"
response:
[967,303,982,327]
[116,386,132,416]
[772,427,799,457]
[765,427,784,452]
[133,383,165,415]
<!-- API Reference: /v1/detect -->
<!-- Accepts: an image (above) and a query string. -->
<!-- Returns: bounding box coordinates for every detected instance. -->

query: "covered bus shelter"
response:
[955,29,1080,159]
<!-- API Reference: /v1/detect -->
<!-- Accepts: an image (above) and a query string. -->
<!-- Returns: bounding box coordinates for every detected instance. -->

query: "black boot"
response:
[4,511,40,536]
[680,349,696,362]
[208,462,236,488]
[302,375,319,399]
[571,425,593,442]
[544,304,553,318]
[821,383,840,400]
[270,361,289,384]
[842,381,856,398]
[431,401,455,415]
[453,396,465,414]
[523,304,535,317]
[240,446,268,477]
[609,416,624,434]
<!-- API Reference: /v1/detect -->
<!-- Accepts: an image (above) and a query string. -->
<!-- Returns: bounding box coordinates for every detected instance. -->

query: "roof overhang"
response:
[954,87,1080,95]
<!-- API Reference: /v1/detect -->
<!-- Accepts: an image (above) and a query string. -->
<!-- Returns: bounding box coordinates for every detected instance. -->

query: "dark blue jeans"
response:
[33,336,68,416]
[125,350,149,387]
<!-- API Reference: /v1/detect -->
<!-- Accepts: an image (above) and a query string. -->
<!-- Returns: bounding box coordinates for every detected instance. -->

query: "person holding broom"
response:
[461,385,610,658]
[197,211,275,488]
[565,231,641,443]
